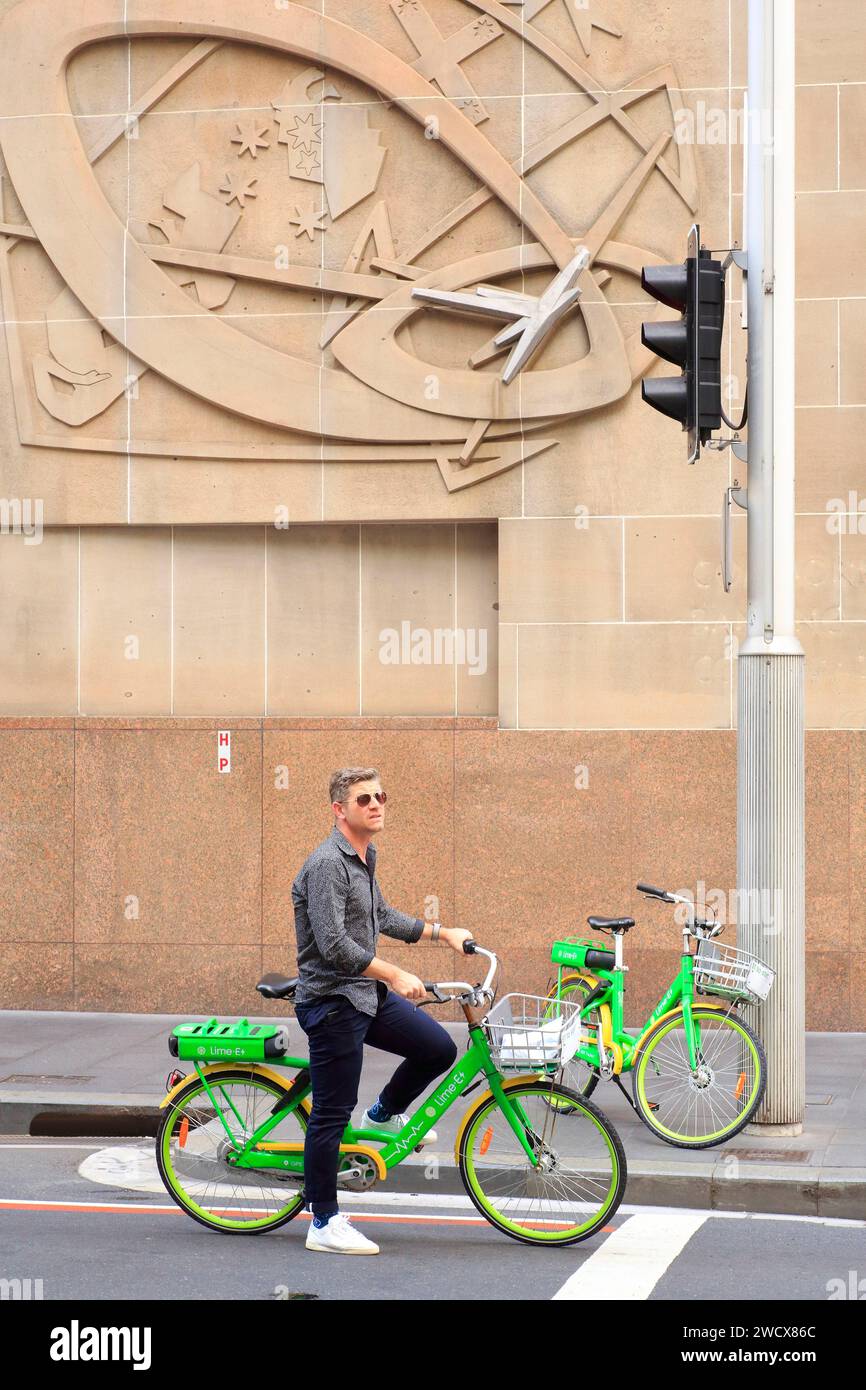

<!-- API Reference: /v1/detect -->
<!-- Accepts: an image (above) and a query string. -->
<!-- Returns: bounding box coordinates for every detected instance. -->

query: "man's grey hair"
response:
[329,766,380,806]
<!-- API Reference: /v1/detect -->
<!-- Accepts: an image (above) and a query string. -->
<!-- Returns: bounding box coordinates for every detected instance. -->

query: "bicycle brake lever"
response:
[417,983,448,1007]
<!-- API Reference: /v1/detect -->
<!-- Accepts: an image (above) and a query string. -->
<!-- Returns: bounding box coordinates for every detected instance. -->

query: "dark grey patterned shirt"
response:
[292,825,425,1016]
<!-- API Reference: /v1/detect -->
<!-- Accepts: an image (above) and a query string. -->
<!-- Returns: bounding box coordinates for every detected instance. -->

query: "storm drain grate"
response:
[722,1148,812,1163]
[0,1074,95,1086]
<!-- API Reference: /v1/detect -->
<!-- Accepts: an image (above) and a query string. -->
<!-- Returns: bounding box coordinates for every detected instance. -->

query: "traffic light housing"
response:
[640,224,725,463]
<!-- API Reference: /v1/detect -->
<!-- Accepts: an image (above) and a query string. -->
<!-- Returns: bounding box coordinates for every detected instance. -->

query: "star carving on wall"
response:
[293,149,320,178]
[455,97,484,122]
[230,118,271,159]
[218,171,259,207]
[289,205,329,240]
[287,112,322,153]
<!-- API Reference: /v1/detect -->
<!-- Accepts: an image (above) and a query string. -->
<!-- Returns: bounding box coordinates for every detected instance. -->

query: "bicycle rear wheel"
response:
[156,1068,308,1232]
[544,973,601,1101]
[457,1077,626,1246]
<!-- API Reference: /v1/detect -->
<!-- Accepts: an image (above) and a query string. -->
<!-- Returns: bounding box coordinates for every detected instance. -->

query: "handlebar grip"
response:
[461,938,477,954]
[637,882,670,900]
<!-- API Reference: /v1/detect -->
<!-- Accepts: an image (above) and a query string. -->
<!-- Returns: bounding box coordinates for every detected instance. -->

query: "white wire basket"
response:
[694,938,776,1005]
[484,994,584,1070]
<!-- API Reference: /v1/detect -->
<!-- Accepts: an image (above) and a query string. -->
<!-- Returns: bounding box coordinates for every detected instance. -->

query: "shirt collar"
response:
[330,824,376,866]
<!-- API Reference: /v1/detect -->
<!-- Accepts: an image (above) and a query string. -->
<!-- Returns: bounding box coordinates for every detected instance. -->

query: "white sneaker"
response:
[360,1108,438,1146]
[305,1212,379,1255]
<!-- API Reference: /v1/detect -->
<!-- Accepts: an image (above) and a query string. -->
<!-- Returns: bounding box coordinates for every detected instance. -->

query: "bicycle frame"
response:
[553,945,712,1072]
[176,1021,549,1178]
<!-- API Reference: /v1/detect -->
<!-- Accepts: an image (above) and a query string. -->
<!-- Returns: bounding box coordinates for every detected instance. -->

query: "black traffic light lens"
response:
[640,264,688,312]
[641,376,689,425]
[641,320,689,369]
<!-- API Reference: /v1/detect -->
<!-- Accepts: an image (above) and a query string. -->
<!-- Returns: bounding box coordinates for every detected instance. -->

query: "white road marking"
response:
[0,1195,484,1226]
[553,1211,709,1300]
[79,1145,164,1193]
[0,1142,108,1150]
[65,1145,866,1231]
[621,1204,866,1229]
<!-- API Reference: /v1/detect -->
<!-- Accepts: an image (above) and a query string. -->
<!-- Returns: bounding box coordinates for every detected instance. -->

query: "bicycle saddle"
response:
[587,916,635,932]
[256,973,299,999]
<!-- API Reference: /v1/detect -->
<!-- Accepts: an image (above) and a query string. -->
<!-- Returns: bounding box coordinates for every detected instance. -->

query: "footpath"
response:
[0,1011,863,1218]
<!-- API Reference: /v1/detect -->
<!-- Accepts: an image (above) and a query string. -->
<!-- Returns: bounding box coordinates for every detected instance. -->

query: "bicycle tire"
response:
[156,1068,309,1233]
[631,1007,767,1149]
[457,1077,626,1246]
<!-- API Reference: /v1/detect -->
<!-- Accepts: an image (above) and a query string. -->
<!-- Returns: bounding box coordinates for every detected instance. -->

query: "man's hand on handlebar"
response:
[389,967,429,1003]
[440,927,474,953]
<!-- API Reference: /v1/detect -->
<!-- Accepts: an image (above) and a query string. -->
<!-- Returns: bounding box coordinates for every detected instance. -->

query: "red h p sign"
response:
[218,730,231,774]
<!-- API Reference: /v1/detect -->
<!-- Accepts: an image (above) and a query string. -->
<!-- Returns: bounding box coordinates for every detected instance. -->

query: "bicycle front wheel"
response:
[457,1078,626,1246]
[632,1007,767,1148]
[156,1068,309,1233]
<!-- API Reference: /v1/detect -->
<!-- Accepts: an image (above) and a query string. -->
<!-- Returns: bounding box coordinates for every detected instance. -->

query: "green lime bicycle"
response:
[156,940,627,1247]
[544,882,774,1149]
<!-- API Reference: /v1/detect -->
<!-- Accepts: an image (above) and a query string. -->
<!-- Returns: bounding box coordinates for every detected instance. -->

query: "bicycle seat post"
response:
[613,930,627,972]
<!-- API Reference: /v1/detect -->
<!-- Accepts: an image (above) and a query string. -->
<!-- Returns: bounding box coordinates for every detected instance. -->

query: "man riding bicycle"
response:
[291,766,472,1255]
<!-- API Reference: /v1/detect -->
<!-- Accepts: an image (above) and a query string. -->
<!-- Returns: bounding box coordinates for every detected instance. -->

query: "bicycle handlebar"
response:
[637,882,724,937]
[421,942,498,1007]
[637,881,676,903]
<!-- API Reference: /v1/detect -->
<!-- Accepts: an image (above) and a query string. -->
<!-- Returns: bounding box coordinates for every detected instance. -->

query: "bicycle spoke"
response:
[160,1075,306,1228]
[462,1085,622,1239]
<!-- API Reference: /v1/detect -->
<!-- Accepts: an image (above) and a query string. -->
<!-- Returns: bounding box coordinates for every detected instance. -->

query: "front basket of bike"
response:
[693,940,775,1005]
[484,993,583,1070]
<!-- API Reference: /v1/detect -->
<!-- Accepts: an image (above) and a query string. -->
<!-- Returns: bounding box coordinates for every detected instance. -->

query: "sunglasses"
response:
[352,791,387,807]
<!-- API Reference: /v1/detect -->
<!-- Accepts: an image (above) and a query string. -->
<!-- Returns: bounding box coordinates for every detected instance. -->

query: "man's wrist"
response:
[431,921,442,943]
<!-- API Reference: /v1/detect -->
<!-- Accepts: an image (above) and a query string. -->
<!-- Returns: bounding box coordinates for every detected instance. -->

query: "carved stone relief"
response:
[0,0,698,493]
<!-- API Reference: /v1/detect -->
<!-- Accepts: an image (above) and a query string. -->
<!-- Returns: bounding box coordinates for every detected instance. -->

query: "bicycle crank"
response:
[337,1152,379,1192]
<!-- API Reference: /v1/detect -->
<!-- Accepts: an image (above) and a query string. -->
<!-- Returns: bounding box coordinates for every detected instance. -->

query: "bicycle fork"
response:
[486,1072,549,1165]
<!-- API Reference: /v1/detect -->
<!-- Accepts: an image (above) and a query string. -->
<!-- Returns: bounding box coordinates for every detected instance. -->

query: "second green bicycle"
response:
[544,881,775,1149]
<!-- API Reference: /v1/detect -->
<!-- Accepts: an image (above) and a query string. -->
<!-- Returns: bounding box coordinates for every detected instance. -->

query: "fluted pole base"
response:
[737,650,806,1129]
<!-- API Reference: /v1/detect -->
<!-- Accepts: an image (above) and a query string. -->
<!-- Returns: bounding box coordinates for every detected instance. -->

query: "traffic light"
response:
[640,223,725,463]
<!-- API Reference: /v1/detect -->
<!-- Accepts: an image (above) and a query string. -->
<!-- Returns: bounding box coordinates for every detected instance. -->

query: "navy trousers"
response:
[294,982,458,1213]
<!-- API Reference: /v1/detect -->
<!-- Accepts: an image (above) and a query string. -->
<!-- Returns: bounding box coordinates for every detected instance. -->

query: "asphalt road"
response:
[1,1137,864,1303]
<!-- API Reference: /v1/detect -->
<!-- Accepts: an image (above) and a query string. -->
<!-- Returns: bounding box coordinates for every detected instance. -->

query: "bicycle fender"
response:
[557,970,600,991]
[554,973,622,1074]
[452,1073,543,1167]
[631,1001,728,1056]
[159,1062,308,1110]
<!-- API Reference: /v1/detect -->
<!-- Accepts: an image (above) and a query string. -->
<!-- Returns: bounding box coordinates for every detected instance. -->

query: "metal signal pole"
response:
[738,0,805,1131]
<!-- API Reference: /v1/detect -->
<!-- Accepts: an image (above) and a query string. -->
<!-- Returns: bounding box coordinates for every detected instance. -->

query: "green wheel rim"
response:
[158,1073,306,1231]
[462,1083,622,1243]
[635,1010,763,1144]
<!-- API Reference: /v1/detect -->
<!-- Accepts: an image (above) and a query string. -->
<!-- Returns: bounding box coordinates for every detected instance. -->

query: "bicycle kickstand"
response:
[609,1072,659,1114]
